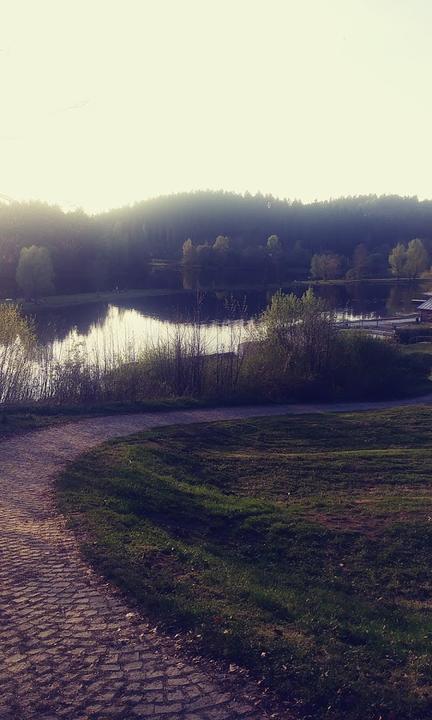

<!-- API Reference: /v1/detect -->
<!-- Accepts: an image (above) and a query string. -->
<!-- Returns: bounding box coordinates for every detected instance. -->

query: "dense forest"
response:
[1,191,432,297]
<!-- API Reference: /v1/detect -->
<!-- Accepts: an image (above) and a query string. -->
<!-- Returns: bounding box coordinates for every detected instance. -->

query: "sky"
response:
[1,0,431,213]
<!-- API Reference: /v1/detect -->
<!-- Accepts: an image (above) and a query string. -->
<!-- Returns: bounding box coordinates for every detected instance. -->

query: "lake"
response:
[31,280,431,362]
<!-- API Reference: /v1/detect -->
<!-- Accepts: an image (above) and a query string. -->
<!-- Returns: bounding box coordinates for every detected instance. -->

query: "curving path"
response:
[1,395,432,720]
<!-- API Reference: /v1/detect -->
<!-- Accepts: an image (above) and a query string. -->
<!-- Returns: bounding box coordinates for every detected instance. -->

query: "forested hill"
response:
[1,192,432,296]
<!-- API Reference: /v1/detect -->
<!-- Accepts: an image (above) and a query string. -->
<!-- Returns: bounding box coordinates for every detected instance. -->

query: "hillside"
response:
[1,192,432,296]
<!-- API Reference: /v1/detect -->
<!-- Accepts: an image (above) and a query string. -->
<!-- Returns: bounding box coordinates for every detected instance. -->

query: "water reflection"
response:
[31,281,431,360]
[45,306,249,363]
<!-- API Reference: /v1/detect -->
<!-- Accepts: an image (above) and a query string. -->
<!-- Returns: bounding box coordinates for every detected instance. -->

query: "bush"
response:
[330,333,425,399]
[396,325,432,344]
[240,289,338,399]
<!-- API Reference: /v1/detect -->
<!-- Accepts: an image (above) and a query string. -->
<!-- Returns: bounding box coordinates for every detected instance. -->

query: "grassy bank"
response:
[3,367,432,442]
[0,409,70,439]
[59,406,432,720]
[0,397,205,441]
[264,276,426,289]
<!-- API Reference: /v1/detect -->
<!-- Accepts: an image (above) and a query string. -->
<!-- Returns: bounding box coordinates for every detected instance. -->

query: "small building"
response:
[418,298,432,322]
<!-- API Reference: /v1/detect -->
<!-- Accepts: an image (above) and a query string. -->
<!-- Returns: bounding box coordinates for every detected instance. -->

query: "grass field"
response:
[59,406,432,720]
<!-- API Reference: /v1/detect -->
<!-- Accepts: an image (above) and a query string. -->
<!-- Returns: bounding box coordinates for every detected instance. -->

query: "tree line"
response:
[2,192,432,298]
[309,238,429,280]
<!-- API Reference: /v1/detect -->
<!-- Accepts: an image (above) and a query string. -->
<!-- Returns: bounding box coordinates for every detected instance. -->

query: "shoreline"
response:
[4,276,429,313]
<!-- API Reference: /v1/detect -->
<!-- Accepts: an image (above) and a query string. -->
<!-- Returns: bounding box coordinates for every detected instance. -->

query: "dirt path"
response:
[1,395,431,720]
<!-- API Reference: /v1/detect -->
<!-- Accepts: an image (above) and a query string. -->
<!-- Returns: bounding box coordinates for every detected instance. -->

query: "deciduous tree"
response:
[310,253,342,280]
[213,235,230,252]
[266,234,282,254]
[182,238,196,265]
[405,238,428,279]
[388,242,407,278]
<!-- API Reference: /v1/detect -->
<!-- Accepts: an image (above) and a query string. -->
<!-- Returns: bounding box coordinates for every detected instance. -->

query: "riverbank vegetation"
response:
[59,406,432,719]
[2,193,432,298]
[0,292,430,407]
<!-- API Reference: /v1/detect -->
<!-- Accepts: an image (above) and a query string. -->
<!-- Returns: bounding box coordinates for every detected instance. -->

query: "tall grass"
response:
[0,293,427,408]
[0,304,36,404]
[0,298,247,406]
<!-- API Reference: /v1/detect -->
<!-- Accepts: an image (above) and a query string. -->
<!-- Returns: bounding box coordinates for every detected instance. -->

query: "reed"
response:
[0,298,247,405]
[0,293,426,408]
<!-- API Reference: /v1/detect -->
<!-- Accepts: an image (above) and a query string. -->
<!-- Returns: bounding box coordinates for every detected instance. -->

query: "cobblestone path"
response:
[1,396,431,720]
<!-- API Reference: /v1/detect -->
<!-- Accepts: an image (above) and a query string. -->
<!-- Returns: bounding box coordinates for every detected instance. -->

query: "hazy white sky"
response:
[1,0,431,212]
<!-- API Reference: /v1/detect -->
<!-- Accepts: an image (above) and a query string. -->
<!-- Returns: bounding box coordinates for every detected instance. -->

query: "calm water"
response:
[32,281,431,361]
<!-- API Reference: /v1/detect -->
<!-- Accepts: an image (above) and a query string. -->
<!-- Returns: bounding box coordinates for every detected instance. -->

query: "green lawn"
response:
[0,409,69,439]
[59,407,432,720]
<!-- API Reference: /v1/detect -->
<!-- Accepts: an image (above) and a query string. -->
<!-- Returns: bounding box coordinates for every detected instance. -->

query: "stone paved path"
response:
[1,396,432,720]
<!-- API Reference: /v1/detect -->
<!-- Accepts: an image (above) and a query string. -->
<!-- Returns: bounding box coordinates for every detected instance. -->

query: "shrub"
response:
[0,303,35,403]
[396,325,432,344]
[331,333,420,399]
